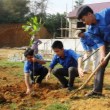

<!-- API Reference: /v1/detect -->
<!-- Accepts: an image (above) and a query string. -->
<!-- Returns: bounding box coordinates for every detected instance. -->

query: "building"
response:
[68,2,110,38]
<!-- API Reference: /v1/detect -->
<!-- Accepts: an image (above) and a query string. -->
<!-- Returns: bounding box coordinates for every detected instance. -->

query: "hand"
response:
[26,88,31,94]
[46,73,51,82]
[78,68,84,78]
[31,57,37,62]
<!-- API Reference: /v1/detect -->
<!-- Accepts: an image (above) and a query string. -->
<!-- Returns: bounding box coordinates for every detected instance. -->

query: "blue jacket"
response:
[80,32,104,51]
[49,49,81,69]
[88,8,110,42]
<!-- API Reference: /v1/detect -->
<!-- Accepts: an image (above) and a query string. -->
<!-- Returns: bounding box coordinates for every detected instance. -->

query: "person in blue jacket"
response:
[24,48,48,94]
[76,6,110,97]
[46,40,84,91]
[76,30,104,73]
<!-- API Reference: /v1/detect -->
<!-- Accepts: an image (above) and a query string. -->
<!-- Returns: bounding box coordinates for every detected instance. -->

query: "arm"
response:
[48,67,52,73]
[91,35,106,64]
[99,45,106,65]
[37,39,42,45]
[31,57,46,65]
[78,57,84,78]
[99,45,106,58]
[24,73,31,94]
[46,56,58,81]
[69,50,84,78]
[24,61,32,94]
[80,38,92,52]
[35,58,46,64]
[78,57,83,68]
[46,67,52,81]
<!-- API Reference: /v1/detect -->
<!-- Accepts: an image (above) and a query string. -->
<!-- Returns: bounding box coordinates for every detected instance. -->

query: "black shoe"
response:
[85,91,103,97]
[61,84,68,89]
[68,86,74,91]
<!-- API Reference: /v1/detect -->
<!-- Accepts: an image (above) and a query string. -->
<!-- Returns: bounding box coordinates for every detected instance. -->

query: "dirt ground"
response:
[0,49,110,110]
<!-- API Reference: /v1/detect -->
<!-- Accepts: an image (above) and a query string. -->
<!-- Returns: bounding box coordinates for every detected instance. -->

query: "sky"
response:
[46,0,110,14]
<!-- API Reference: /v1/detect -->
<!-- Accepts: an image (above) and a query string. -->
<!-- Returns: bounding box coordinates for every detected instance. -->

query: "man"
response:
[75,30,104,73]
[24,48,48,94]
[76,6,110,96]
[46,40,84,91]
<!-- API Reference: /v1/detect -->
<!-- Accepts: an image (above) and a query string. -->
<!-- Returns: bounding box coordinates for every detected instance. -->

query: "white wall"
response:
[39,39,84,53]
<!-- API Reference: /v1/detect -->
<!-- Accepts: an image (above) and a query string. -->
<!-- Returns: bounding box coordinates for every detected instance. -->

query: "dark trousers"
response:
[94,43,110,93]
[52,67,79,87]
[30,67,48,84]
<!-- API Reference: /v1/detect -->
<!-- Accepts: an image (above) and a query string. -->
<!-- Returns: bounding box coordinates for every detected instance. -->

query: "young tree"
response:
[22,16,43,46]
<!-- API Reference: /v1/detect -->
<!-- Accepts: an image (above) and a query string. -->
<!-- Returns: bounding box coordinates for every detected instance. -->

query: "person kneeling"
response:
[24,48,48,94]
[46,41,84,91]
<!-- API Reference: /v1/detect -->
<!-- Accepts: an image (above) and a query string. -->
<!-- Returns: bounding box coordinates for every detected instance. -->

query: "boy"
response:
[46,41,84,91]
[75,30,104,73]
[24,48,48,94]
[76,6,110,96]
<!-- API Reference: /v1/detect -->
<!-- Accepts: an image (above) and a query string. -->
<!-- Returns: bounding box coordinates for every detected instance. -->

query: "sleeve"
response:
[69,50,81,61]
[92,36,104,48]
[103,25,110,42]
[37,39,42,45]
[80,39,92,51]
[103,8,110,42]
[105,8,110,25]
[35,54,43,60]
[24,61,30,73]
[49,55,58,69]
[86,28,104,48]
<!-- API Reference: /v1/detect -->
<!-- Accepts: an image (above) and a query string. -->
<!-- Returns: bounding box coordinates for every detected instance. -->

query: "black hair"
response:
[52,40,63,49]
[24,48,34,57]
[76,5,94,20]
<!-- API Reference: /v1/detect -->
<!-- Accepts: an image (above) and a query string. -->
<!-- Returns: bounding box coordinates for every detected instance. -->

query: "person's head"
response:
[24,48,34,62]
[77,5,96,25]
[52,41,64,57]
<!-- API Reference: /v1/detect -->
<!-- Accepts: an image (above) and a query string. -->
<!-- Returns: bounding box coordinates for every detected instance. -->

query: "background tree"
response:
[0,0,30,23]
[44,13,69,38]
[74,0,84,8]
[30,0,48,15]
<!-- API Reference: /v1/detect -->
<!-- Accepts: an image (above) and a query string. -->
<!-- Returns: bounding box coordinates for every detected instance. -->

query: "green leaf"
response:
[33,25,37,31]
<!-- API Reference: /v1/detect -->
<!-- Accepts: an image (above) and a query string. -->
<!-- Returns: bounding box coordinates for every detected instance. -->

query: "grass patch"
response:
[44,62,62,68]
[10,103,17,110]
[24,102,43,110]
[0,60,23,68]
[0,60,62,69]
[46,102,69,110]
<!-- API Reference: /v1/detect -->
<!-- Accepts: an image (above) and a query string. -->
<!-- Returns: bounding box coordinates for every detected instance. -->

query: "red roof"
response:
[68,2,110,18]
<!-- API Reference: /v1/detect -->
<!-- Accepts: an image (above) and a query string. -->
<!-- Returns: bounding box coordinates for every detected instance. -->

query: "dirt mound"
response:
[0,81,70,105]
[0,94,6,104]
